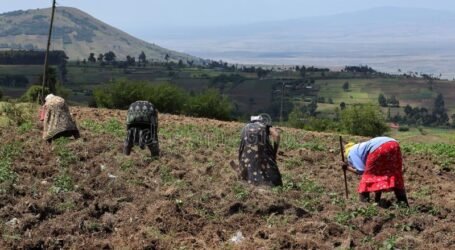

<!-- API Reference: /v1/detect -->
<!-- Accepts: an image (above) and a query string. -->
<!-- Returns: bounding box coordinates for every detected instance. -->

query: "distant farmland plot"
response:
[2,63,455,116]
[316,78,455,113]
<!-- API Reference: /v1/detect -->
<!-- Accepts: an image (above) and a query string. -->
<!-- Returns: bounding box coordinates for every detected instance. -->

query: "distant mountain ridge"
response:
[149,7,455,78]
[0,7,204,63]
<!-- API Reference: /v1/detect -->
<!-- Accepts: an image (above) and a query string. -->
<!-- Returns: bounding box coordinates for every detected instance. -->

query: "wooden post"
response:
[279,81,284,123]
[339,136,349,199]
[41,0,57,104]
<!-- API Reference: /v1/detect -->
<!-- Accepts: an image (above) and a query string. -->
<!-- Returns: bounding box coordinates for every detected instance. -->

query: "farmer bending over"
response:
[341,137,409,206]
[235,114,282,186]
[40,94,80,143]
[124,101,159,157]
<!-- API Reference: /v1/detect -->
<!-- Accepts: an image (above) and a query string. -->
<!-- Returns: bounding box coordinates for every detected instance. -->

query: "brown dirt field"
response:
[0,106,454,249]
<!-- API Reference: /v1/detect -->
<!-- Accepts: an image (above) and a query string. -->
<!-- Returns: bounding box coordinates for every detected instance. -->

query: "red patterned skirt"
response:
[358,141,405,193]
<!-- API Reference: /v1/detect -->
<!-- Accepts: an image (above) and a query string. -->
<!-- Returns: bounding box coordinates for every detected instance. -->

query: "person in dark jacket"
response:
[124,101,159,157]
[236,115,282,186]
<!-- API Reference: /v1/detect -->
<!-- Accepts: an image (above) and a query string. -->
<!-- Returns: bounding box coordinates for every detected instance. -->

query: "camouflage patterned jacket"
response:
[238,122,282,186]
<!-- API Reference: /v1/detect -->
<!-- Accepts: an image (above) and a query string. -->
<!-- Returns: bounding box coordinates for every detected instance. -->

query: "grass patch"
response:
[232,183,249,200]
[53,137,77,168]
[17,121,33,134]
[51,171,74,193]
[402,143,455,171]
[334,204,379,225]
[159,166,176,184]
[284,158,301,169]
[160,123,239,152]
[57,200,76,212]
[302,142,326,151]
[0,142,22,191]
[80,118,124,136]
[120,158,134,172]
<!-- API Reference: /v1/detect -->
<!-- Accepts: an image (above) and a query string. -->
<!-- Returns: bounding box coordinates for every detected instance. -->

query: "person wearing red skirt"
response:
[341,137,409,206]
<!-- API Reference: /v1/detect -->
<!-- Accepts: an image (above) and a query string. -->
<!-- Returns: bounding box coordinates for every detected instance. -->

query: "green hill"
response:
[0,7,203,63]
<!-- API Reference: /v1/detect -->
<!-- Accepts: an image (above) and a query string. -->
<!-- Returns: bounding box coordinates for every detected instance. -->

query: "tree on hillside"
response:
[104,51,116,63]
[126,55,135,66]
[164,54,170,62]
[404,105,413,116]
[340,102,346,110]
[304,98,318,116]
[342,81,349,91]
[0,50,68,65]
[97,53,104,63]
[451,114,455,128]
[138,51,146,64]
[378,93,387,107]
[38,67,58,94]
[387,95,399,107]
[256,68,270,79]
[299,66,306,78]
[341,104,389,137]
[88,53,96,63]
[432,93,449,125]
[288,107,305,128]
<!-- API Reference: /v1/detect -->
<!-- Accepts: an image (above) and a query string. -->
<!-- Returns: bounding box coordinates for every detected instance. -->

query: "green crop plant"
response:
[53,137,77,168]
[380,236,397,250]
[159,166,176,185]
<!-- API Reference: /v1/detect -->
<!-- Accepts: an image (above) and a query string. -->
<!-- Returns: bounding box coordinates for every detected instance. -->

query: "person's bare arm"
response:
[340,161,362,175]
[270,127,281,144]
[269,127,281,157]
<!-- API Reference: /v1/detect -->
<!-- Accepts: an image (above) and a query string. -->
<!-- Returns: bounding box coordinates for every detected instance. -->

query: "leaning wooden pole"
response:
[41,0,57,104]
[339,136,349,199]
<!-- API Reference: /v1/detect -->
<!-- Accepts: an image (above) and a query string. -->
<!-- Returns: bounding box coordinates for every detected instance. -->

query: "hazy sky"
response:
[1,0,455,36]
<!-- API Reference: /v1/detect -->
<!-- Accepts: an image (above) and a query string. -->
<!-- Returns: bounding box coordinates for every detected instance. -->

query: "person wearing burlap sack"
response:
[40,94,79,142]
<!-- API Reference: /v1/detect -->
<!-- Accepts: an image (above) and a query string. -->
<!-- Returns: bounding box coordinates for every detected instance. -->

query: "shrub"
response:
[185,89,232,120]
[21,85,50,102]
[0,88,3,100]
[93,80,233,120]
[341,104,389,136]
[93,79,147,109]
[146,84,188,114]
[0,102,31,126]
[398,126,409,132]
[304,117,338,132]
[287,107,305,128]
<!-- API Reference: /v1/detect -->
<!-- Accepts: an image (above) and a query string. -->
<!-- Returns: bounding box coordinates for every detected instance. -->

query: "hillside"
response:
[0,7,203,62]
[0,104,454,249]
[2,64,455,118]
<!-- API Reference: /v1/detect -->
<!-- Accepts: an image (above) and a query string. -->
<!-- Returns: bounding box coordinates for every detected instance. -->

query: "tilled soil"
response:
[0,107,454,249]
